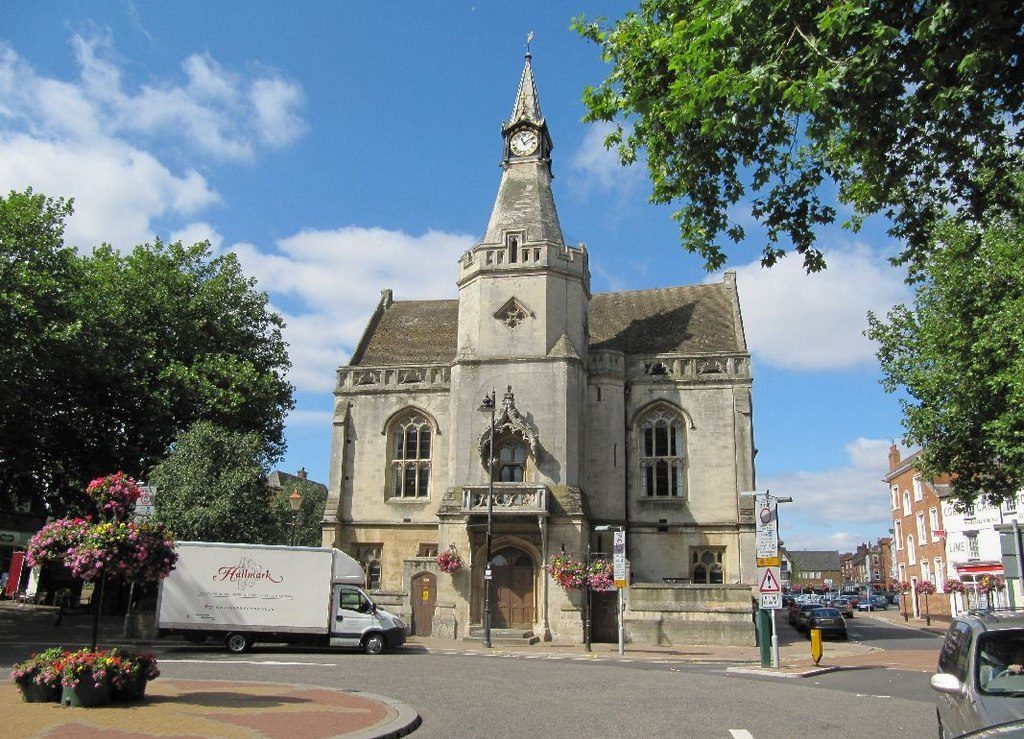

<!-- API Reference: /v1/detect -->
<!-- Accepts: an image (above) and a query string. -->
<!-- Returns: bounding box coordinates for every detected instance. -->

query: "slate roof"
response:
[266,470,328,497]
[349,281,744,367]
[786,550,841,572]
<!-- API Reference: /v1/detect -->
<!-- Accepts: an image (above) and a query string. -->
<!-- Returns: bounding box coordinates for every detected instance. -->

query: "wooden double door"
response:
[491,548,535,629]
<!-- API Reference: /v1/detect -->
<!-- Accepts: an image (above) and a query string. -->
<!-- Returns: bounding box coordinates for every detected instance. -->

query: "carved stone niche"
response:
[477,386,540,469]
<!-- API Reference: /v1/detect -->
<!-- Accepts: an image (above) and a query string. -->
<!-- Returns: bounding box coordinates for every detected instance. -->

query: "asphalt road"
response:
[1,606,941,739]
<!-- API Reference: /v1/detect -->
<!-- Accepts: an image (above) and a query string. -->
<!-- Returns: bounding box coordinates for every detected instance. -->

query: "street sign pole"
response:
[748,490,790,671]
[613,529,626,656]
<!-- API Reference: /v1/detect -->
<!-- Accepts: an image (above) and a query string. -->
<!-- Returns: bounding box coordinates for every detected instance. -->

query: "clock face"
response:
[510,129,539,157]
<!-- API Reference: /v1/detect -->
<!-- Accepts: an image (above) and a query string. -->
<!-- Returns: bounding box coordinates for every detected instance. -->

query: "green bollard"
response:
[757,609,772,667]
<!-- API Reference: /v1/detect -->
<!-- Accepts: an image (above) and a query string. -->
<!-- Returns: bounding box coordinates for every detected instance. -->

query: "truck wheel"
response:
[225,632,253,654]
[363,633,385,655]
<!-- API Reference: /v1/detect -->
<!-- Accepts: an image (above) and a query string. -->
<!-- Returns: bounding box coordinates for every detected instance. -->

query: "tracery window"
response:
[389,413,431,498]
[497,441,527,482]
[691,548,725,584]
[355,544,383,591]
[637,407,687,498]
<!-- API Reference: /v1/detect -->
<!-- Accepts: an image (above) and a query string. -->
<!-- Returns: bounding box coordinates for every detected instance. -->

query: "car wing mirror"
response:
[930,673,964,695]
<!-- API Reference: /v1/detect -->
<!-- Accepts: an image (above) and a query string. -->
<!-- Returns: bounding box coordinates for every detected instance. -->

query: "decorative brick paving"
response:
[8,679,418,739]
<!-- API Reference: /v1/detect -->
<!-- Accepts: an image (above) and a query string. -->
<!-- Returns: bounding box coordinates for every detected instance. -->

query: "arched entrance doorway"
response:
[491,548,534,628]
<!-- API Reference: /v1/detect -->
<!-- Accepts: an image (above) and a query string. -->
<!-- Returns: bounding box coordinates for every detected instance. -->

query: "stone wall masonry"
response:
[624,583,755,647]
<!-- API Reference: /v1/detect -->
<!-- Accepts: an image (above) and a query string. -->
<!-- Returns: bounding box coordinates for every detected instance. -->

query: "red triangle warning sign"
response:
[759,568,781,593]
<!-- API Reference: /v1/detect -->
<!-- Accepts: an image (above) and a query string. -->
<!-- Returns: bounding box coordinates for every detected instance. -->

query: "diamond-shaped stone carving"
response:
[494,297,533,330]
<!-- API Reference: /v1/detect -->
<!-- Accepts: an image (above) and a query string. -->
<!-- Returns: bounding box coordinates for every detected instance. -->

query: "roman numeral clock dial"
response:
[510,129,538,157]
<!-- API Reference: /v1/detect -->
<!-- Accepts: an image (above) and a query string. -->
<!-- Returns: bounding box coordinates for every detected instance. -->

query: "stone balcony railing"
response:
[461,484,548,516]
[335,364,451,393]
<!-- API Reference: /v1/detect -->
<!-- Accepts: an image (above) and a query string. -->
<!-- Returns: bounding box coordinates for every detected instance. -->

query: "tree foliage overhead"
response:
[0,189,293,515]
[574,1,1024,273]
[867,204,1024,506]
[149,421,288,544]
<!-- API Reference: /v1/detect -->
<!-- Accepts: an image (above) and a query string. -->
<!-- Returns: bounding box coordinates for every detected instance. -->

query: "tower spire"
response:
[509,44,543,127]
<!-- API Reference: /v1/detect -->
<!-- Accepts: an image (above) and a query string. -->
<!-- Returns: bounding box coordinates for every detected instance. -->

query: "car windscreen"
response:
[976,629,1024,696]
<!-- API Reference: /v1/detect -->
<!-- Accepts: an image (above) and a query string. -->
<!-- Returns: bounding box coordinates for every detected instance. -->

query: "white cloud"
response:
[763,437,911,552]
[717,243,911,370]
[569,121,645,193]
[231,227,474,392]
[0,134,218,248]
[0,34,306,248]
[170,221,224,251]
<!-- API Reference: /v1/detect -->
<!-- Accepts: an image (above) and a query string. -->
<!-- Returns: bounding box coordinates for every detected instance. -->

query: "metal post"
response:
[584,580,592,652]
[89,573,106,652]
[483,390,495,649]
[1013,520,1023,609]
[617,580,624,656]
[290,509,298,546]
[771,607,779,668]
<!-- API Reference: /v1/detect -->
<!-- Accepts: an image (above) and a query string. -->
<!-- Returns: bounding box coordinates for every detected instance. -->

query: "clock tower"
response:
[501,52,553,170]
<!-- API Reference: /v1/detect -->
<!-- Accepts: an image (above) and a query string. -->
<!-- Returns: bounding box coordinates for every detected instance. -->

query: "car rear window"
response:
[813,608,840,618]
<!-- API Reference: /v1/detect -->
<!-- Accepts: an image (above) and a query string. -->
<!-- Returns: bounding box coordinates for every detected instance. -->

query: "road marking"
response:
[160,659,335,666]
[729,731,755,738]
[855,693,891,699]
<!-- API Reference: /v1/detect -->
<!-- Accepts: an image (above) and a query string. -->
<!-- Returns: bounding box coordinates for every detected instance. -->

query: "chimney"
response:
[888,443,901,472]
[297,467,307,480]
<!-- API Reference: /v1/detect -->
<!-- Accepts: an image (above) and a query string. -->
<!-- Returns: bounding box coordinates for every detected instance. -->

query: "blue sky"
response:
[1,2,914,551]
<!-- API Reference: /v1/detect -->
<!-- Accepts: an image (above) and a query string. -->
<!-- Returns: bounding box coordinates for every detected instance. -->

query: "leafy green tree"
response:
[0,189,83,512]
[574,2,1024,273]
[149,421,288,543]
[867,206,1024,506]
[0,189,293,514]
[276,475,328,547]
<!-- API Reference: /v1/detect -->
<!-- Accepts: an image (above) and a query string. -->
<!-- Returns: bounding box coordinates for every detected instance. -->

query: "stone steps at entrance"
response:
[465,627,540,646]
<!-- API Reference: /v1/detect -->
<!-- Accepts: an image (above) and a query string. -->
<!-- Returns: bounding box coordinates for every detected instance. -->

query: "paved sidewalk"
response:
[860,606,952,634]
[6,679,421,739]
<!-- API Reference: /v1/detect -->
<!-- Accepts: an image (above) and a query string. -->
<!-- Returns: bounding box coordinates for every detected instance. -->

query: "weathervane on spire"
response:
[525,31,534,57]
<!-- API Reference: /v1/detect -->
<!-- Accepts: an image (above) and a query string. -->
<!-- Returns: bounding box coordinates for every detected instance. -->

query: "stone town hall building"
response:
[321,54,757,645]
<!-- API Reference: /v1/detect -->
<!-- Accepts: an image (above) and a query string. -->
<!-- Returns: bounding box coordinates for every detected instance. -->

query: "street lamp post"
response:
[478,390,496,649]
[288,488,303,546]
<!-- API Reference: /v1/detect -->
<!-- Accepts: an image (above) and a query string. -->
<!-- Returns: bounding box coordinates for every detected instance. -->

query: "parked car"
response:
[857,594,889,611]
[794,603,823,632]
[806,607,848,640]
[832,597,855,619]
[931,610,1024,738]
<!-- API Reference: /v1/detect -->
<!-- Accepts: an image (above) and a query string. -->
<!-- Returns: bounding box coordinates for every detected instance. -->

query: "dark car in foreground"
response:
[806,607,848,640]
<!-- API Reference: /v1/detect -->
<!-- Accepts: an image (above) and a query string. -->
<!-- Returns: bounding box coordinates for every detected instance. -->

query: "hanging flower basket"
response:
[916,582,937,596]
[978,574,1006,595]
[944,579,966,594]
[545,552,588,590]
[436,545,462,574]
[587,559,615,591]
[86,472,144,522]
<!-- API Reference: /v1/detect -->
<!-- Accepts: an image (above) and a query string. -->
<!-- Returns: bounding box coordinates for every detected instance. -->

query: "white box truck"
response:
[157,541,406,654]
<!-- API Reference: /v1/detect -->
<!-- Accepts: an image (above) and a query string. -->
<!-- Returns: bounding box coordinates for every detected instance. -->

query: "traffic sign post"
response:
[749,491,789,670]
[612,529,626,656]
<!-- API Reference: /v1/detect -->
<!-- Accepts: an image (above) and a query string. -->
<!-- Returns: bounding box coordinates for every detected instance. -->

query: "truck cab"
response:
[331,584,406,654]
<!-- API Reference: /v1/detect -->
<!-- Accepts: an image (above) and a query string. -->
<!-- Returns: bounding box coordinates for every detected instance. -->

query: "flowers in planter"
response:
[61,648,119,690]
[944,579,966,594]
[436,545,462,574]
[86,472,143,522]
[10,647,67,691]
[897,580,913,594]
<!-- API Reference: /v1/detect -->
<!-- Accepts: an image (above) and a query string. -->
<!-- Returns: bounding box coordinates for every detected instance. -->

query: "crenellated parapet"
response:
[457,240,589,291]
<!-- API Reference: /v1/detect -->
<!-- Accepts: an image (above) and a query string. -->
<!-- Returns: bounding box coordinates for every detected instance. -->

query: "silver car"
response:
[931,611,1024,738]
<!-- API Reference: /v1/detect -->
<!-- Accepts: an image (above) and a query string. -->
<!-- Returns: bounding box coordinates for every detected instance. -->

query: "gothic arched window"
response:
[691,548,725,584]
[497,441,527,482]
[389,412,431,498]
[637,406,687,498]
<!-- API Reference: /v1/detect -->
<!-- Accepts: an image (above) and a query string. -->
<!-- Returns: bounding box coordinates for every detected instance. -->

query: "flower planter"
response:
[19,682,62,703]
[62,680,112,707]
[112,673,147,702]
